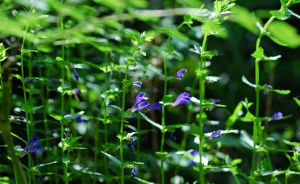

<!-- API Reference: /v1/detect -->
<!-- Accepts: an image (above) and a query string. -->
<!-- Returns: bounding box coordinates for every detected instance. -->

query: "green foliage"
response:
[268,21,300,48]
[0,0,300,183]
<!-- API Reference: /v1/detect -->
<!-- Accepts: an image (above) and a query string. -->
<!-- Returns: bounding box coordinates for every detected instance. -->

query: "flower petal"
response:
[176,68,187,79]
[172,92,190,107]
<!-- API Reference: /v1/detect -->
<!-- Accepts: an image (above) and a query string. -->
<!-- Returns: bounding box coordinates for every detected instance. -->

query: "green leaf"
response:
[165,124,184,133]
[139,112,162,130]
[21,104,44,113]
[202,21,227,38]
[226,102,243,129]
[293,97,300,107]
[280,0,287,7]
[0,177,9,184]
[242,76,290,95]
[133,177,155,184]
[230,6,259,34]
[290,0,300,5]
[159,27,189,43]
[101,151,121,166]
[251,47,281,61]
[117,132,137,141]
[268,21,300,48]
[155,151,168,158]
[230,159,243,166]
[0,43,6,62]
[270,9,291,20]
[264,31,288,47]
[59,136,82,151]
[239,111,256,122]
[49,113,63,121]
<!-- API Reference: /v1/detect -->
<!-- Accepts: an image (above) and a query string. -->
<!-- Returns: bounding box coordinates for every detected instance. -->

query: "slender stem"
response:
[233,172,240,184]
[137,114,141,161]
[198,33,208,184]
[249,0,295,178]
[160,22,185,184]
[94,53,109,183]
[103,52,109,180]
[0,68,28,184]
[250,15,275,183]
[20,24,33,184]
[120,63,130,184]
[59,5,67,183]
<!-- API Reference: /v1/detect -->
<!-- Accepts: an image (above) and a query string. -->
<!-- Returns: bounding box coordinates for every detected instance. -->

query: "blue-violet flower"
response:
[127,138,135,152]
[147,102,162,111]
[133,81,142,89]
[172,92,190,107]
[269,112,282,121]
[73,66,79,81]
[131,166,138,177]
[263,84,272,95]
[132,101,149,112]
[76,116,85,123]
[22,137,42,156]
[209,130,222,139]
[176,68,187,79]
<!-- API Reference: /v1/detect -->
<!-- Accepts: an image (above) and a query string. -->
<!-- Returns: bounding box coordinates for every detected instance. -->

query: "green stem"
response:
[0,67,28,184]
[198,33,208,184]
[59,7,66,183]
[137,114,141,161]
[250,15,275,183]
[103,52,109,181]
[160,22,185,184]
[120,63,130,184]
[249,0,297,178]
[20,24,32,184]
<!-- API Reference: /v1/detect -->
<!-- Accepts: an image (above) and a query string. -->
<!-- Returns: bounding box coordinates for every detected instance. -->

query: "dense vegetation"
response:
[1,0,300,183]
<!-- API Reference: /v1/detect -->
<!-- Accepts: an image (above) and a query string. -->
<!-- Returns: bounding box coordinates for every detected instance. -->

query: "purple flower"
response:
[134,92,148,107]
[172,92,190,107]
[203,125,209,133]
[210,98,221,111]
[191,149,199,156]
[132,101,149,112]
[76,116,84,123]
[209,130,222,139]
[133,81,142,89]
[72,88,80,95]
[147,102,162,111]
[127,138,135,152]
[189,149,199,167]
[131,166,138,177]
[22,137,42,157]
[269,112,282,121]
[189,160,195,166]
[263,84,273,95]
[131,93,149,112]
[212,99,221,104]
[73,66,79,81]
[176,68,187,79]
[73,88,80,101]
